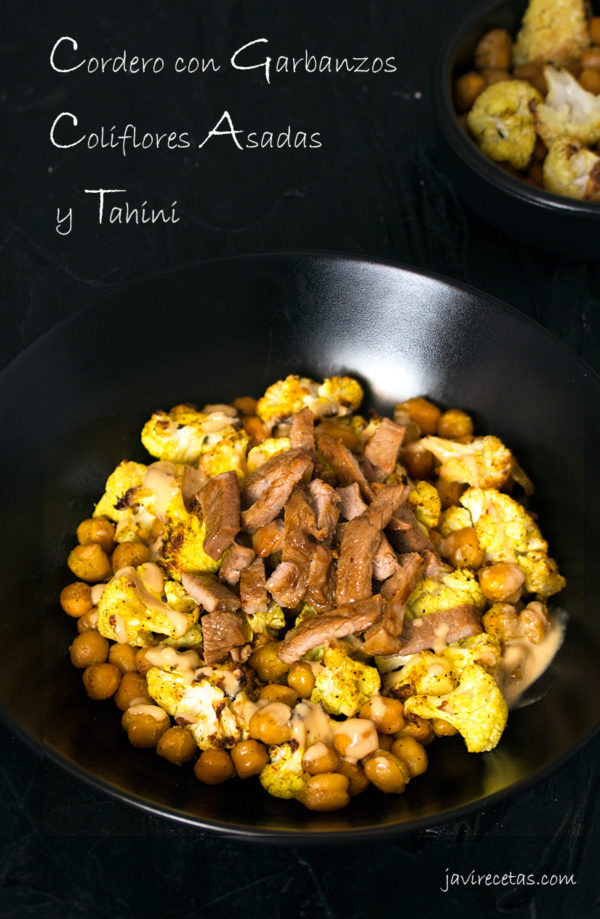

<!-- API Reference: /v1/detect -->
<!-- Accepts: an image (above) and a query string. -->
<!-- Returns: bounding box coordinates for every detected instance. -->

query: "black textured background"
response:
[2,1,599,916]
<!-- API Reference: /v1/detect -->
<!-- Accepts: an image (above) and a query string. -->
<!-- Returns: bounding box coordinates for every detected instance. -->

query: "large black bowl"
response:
[434,0,600,260]
[1,253,599,840]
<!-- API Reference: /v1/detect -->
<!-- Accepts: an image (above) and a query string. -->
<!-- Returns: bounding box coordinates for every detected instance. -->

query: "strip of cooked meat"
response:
[199,470,240,560]
[241,451,313,531]
[398,604,482,655]
[316,433,374,501]
[337,483,367,520]
[363,417,406,480]
[266,561,307,608]
[241,448,312,506]
[335,516,381,606]
[308,479,340,541]
[361,553,425,655]
[218,542,256,585]
[387,505,435,553]
[277,595,383,663]
[365,483,410,529]
[240,557,268,615]
[305,543,336,612]
[181,572,241,613]
[372,534,399,581]
[289,407,315,454]
[201,610,246,665]
[251,520,285,557]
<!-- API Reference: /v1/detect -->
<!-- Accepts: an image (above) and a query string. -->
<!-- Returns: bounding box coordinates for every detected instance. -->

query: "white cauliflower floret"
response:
[310,647,380,716]
[543,136,600,200]
[141,404,239,464]
[420,435,514,489]
[259,741,308,800]
[466,80,542,171]
[406,569,486,620]
[256,375,363,426]
[535,67,600,146]
[513,0,590,67]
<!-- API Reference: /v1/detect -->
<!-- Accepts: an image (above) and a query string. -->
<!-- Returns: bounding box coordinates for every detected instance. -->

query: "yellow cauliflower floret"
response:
[408,480,441,530]
[394,650,458,696]
[420,435,514,489]
[513,0,590,67]
[259,741,308,800]
[197,430,249,482]
[246,437,291,474]
[93,461,149,522]
[244,602,285,638]
[160,509,221,579]
[141,404,239,464]
[256,374,363,425]
[543,136,600,200]
[163,623,204,649]
[439,506,472,537]
[516,550,566,599]
[535,67,600,147]
[404,663,508,753]
[467,80,542,171]
[443,632,502,676]
[406,568,486,620]
[311,647,380,716]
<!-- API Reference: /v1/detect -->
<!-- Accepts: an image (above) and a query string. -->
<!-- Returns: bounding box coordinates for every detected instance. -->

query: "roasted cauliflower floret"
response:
[467,80,542,171]
[256,375,363,426]
[159,506,221,579]
[244,602,286,638]
[246,437,291,474]
[543,136,600,199]
[408,480,441,530]
[406,568,486,620]
[93,461,149,522]
[439,505,473,537]
[197,429,249,482]
[420,435,514,489]
[259,740,308,800]
[141,404,239,464]
[310,647,380,716]
[404,663,508,753]
[393,650,458,696]
[513,0,590,67]
[535,66,600,146]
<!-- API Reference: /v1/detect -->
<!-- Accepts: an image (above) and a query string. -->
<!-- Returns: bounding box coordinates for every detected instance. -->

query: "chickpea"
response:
[580,67,600,94]
[363,751,410,794]
[483,68,511,86]
[232,395,257,416]
[68,543,112,583]
[439,527,484,569]
[77,517,116,554]
[194,749,236,785]
[108,643,137,673]
[316,418,359,450]
[122,707,169,747]
[338,759,369,796]
[243,416,269,444]
[303,742,341,776]
[333,719,378,760]
[582,47,600,70]
[397,713,434,745]
[478,562,525,603]
[157,726,197,766]
[435,477,465,509]
[532,136,547,163]
[111,541,152,572]
[135,647,155,676]
[77,608,99,633]
[401,443,433,480]
[525,161,544,188]
[432,719,458,738]
[359,695,405,735]
[114,671,151,711]
[248,642,289,683]
[259,684,299,707]
[82,662,121,700]
[482,602,520,641]
[230,740,270,778]
[514,63,547,96]
[391,736,428,778]
[519,601,548,645]
[299,773,350,812]
[69,631,109,669]
[287,661,315,698]
[437,408,473,440]
[474,28,512,71]
[60,581,93,618]
[396,397,441,435]
[249,703,292,745]
[377,734,393,751]
[591,19,600,46]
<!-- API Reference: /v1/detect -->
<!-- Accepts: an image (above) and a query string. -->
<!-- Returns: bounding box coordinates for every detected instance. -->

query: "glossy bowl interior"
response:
[1,253,599,840]
[434,0,600,260]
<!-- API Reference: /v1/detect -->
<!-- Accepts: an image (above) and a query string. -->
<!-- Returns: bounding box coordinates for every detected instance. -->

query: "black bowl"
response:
[434,0,600,260]
[1,253,599,840]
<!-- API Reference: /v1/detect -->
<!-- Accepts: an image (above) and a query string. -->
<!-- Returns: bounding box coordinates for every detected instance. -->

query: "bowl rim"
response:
[434,0,600,220]
[3,249,600,840]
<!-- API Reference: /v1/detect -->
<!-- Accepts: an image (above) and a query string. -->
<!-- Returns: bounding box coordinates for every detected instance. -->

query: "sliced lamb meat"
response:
[241,448,312,506]
[289,407,315,454]
[387,505,435,554]
[365,483,409,530]
[398,604,483,655]
[316,434,374,501]
[252,520,285,557]
[305,543,336,612]
[421,549,443,579]
[335,516,381,606]
[218,542,256,586]
[199,471,240,560]
[230,643,253,663]
[372,534,400,581]
[201,610,246,665]
[241,451,313,532]
[362,552,425,655]
[181,572,241,613]
[380,552,425,602]
[363,417,406,480]
[277,595,383,663]
[240,558,268,615]
[337,483,367,521]
[266,561,307,608]
[308,479,340,541]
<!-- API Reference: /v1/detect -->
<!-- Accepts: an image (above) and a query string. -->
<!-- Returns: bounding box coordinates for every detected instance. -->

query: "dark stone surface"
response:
[1,1,599,915]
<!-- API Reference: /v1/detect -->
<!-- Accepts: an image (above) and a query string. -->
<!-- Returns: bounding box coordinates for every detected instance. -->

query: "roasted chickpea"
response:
[287,661,315,698]
[482,68,511,85]
[435,477,466,509]
[230,739,270,778]
[532,136,547,162]
[396,396,441,435]
[474,28,512,71]
[482,602,520,641]
[316,418,360,450]
[77,608,99,633]
[77,517,116,554]
[401,443,433,480]
[157,726,197,765]
[377,733,393,751]
[243,416,269,444]
[519,601,548,644]
[302,742,341,776]
[60,581,93,618]
[248,642,289,683]
[232,395,257,416]
[391,736,428,778]
[122,707,169,747]
[111,541,152,572]
[338,759,369,796]
[514,63,547,96]
[397,713,434,745]
[591,19,600,46]
[135,647,155,676]
[114,671,151,711]
[439,527,484,569]
[580,67,600,94]
[333,718,379,760]
[478,562,525,603]
[69,631,109,668]
[259,684,299,707]
[108,643,137,673]
[432,718,458,738]
[82,662,121,700]
[437,408,473,440]
[194,749,236,784]
[363,751,410,794]
[249,703,292,745]
[581,47,600,70]
[359,695,405,735]
[299,773,350,812]
[525,161,544,188]
[68,543,112,583]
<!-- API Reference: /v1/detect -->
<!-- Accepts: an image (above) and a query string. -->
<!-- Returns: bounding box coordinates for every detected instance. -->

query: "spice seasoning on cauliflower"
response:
[543,136,600,199]
[467,80,542,170]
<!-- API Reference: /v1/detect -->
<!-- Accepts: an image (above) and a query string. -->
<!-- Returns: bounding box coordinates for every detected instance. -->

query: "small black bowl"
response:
[434,0,600,260]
